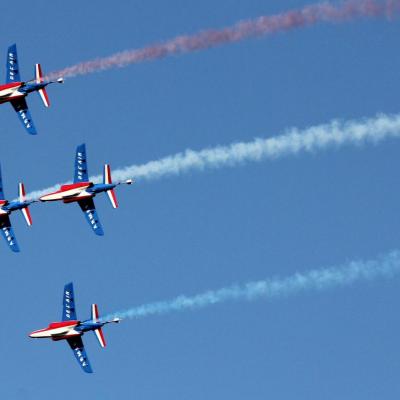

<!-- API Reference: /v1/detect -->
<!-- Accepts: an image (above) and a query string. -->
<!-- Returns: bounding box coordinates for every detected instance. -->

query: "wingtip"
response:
[65,281,74,290]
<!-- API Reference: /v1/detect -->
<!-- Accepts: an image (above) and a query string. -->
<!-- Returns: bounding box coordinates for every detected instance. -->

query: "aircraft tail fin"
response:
[35,63,50,107]
[18,183,32,226]
[103,164,119,209]
[94,327,106,348]
[91,304,107,348]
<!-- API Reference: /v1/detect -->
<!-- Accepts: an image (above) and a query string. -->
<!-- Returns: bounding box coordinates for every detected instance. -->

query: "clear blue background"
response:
[1,1,400,398]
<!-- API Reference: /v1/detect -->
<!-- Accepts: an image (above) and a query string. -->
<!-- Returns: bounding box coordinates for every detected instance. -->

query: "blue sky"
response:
[1,0,400,398]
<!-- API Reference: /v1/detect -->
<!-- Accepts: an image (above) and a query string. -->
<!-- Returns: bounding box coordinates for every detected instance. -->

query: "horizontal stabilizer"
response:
[106,189,118,209]
[103,164,118,208]
[35,64,50,107]
[19,183,32,226]
[21,207,32,227]
[94,327,106,348]
[38,88,50,107]
[91,304,106,348]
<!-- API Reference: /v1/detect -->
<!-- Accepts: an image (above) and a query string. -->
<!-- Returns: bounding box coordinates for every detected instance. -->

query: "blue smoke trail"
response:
[101,250,400,321]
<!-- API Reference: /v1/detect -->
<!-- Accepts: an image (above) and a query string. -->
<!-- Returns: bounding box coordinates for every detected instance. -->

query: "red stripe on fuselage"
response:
[48,320,79,329]
[60,182,92,191]
[0,82,22,90]
[30,320,79,335]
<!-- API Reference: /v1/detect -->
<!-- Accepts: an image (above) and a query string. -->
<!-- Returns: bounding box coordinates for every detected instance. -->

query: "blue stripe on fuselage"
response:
[88,183,116,194]
[19,82,48,94]
[76,321,105,333]
[3,200,31,212]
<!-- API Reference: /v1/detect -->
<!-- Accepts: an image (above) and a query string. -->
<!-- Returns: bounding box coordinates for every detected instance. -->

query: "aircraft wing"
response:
[67,336,93,373]
[6,44,20,83]
[10,98,37,135]
[62,282,77,321]
[74,144,89,183]
[0,215,20,252]
[78,198,104,236]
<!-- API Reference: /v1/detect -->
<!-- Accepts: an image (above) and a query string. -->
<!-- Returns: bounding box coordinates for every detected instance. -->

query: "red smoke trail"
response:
[47,0,400,80]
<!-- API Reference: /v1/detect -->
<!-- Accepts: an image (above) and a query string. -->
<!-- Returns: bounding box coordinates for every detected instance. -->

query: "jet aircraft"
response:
[0,165,34,252]
[0,44,63,135]
[39,144,133,235]
[29,282,120,373]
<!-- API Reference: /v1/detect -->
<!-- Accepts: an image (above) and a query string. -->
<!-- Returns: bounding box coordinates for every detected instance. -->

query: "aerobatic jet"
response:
[29,282,121,373]
[0,165,34,252]
[0,44,63,135]
[39,144,133,235]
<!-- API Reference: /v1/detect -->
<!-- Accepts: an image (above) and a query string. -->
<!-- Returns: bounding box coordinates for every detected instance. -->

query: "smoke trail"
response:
[25,112,400,201]
[100,250,400,321]
[46,0,400,80]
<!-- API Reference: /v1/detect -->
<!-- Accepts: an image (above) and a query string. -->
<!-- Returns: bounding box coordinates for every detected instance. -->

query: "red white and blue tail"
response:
[91,304,107,348]
[35,64,50,107]
[19,183,32,226]
[103,164,119,209]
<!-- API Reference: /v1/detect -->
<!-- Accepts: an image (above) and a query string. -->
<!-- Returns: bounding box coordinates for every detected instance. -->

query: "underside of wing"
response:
[11,98,37,135]
[0,215,19,252]
[67,336,93,373]
[6,44,21,83]
[74,144,89,183]
[62,282,77,321]
[78,198,104,236]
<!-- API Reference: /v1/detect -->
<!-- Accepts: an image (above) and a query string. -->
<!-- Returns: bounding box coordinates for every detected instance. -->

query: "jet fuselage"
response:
[29,320,107,341]
[39,182,117,203]
[0,81,50,104]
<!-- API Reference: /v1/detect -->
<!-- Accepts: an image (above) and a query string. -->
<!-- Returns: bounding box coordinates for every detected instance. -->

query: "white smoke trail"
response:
[100,250,400,321]
[25,113,400,201]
